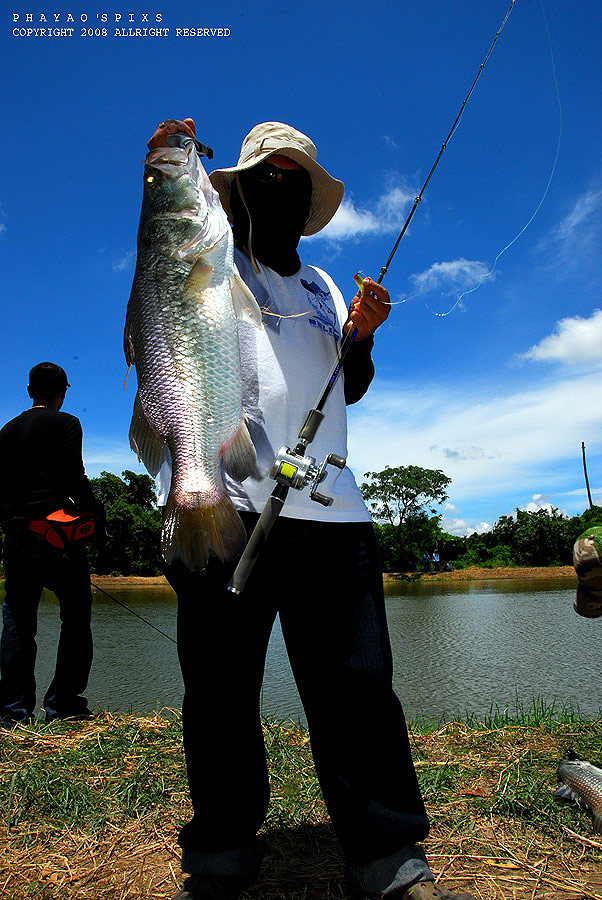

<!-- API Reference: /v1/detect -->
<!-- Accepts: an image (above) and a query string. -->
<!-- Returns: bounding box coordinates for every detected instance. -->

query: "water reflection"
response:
[8,576,601,725]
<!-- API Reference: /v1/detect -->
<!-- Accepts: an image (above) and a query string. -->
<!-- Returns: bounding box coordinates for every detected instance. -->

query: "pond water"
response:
[5,575,601,724]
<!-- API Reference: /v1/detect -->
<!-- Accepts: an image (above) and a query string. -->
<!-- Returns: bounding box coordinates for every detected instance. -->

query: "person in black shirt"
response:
[0,362,104,724]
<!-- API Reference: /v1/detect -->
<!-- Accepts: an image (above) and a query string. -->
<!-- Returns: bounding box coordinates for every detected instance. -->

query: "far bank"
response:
[383,564,576,583]
[82,565,577,590]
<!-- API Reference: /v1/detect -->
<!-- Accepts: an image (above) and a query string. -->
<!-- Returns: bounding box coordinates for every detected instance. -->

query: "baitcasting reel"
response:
[270,446,346,507]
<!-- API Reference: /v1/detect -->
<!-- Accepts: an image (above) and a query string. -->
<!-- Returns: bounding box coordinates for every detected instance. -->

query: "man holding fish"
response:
[128,118,477,900]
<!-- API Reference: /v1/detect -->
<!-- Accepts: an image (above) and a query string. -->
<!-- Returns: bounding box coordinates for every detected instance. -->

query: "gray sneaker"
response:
[394,879,477,900]
[172,874,247,900]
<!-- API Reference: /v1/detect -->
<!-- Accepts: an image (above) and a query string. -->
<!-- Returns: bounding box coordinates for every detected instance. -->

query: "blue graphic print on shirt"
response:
[300,279,341,340]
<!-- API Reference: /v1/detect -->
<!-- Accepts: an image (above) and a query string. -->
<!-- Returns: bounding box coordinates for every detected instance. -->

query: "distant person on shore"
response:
[0,362,104,725]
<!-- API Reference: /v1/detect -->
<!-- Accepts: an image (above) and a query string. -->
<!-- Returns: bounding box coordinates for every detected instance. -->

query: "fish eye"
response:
[146,175,156,184]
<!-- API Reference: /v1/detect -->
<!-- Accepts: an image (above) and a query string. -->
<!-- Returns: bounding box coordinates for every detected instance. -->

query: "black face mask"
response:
[230,162,312,276]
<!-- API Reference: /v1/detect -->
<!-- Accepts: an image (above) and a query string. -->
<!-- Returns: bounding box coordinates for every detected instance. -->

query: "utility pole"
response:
[582,441,594,509]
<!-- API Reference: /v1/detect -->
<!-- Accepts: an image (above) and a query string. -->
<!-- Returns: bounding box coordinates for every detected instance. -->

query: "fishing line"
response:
[424,0,562,317]
[375,0,518,286]
[227,0,535,595]
[90,579,177,645]
[260,307,313,325]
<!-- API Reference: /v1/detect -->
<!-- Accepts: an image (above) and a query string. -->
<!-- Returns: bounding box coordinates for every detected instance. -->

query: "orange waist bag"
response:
[28,509,95,550]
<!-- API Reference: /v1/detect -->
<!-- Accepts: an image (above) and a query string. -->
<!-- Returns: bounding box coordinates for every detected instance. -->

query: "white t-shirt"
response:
[157,248,371,523]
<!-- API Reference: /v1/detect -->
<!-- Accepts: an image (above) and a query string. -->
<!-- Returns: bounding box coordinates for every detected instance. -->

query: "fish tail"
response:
[162,491,247,571]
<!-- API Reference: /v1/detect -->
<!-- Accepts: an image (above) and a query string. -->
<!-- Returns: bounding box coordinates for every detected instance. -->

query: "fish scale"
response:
[124,139,263,571]
[555,753,602,834]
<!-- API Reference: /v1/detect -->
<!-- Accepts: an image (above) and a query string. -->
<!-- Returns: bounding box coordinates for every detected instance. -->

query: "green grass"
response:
[2,701,600,836]
[1,704,601,899]
[1,713,188,833]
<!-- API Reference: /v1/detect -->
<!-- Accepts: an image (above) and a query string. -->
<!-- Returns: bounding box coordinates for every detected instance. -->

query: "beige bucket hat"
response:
[209,122,344,236]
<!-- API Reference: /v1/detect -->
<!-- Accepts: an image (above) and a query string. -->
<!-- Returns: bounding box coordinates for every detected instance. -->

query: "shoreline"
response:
[86,565,577,589]
[383,564,577,583]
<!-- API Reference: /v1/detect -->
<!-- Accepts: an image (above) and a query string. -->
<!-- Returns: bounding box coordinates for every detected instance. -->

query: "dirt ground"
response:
[90,566,577,590]
[383,566,577,583]
[91,574,173,588]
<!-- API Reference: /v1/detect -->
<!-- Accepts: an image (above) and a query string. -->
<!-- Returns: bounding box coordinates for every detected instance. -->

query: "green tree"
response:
[89,470,162,576]
[576,504,602,532]
[361,465,452,525]
[511,507,571,566]
[361,465,452,571]
[455,505,600,570]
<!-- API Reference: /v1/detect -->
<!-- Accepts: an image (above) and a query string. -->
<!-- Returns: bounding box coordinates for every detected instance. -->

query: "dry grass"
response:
[0,712,600,900]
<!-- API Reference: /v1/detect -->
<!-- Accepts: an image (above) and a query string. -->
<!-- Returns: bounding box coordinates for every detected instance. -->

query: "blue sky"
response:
[1,0,601,534]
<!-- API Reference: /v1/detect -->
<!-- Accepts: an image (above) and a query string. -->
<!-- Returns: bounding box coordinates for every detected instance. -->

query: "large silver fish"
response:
[124,136,262,570]
[554,752,602,834]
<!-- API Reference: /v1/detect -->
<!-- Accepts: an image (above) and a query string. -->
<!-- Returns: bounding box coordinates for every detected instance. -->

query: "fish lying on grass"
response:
[124,135,263,571]
[554,751,602,834]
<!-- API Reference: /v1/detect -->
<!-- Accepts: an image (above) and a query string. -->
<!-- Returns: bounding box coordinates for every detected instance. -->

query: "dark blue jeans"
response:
[167,515,431,891]
[0,530,93,722]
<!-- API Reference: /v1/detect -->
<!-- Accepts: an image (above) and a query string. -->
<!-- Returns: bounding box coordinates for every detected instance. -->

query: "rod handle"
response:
[227,489,287,595]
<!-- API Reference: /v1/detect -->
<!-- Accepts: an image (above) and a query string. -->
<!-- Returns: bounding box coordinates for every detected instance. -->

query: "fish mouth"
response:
[147,146,191,169]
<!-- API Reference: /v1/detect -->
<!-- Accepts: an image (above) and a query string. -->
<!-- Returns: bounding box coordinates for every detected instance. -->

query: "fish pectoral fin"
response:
[129,392,168,476]
[554,784,580,803]
[183,257,213,302]
[221,419,257,482]
[231,266,264,329]
[124,322,135,367]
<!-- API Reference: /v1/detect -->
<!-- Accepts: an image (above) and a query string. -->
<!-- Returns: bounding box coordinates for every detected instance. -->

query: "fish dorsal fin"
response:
[231,266,264,329]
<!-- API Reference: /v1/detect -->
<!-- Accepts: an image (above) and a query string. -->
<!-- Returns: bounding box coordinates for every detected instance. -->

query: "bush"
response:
[88,471,162,576]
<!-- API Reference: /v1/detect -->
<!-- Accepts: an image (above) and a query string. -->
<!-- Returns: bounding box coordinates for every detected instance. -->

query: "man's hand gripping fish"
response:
[124,136,262,571]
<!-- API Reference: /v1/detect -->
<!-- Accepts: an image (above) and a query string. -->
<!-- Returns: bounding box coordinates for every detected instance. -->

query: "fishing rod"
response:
[227,0,518,595]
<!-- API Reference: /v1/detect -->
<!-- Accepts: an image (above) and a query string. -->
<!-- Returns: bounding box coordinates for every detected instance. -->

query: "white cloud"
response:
[551,189,601,246]
[346,371,602,514]
[442,516,468,535]
[538,188,601,264]
[520,497,558,515]
[558,485,602,499]
[520,308,602,366]
[112,250,136,272]
[440,516,491,536]
[410,258,491,295]
[306,185,414,242]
